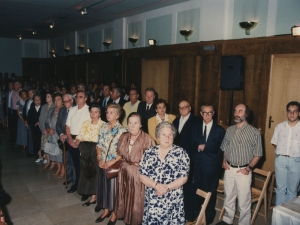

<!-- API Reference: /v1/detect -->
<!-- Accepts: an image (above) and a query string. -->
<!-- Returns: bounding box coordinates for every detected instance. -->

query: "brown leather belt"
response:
[227,161,248,168]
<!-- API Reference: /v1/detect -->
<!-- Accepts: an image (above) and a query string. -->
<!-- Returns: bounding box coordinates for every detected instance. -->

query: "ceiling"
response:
[0,0,190,40]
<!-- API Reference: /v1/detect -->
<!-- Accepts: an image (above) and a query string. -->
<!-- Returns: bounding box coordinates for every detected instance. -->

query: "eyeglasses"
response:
[201,111,213,116]
[63,99,72,103]
[179,106,190,110]
[287,110,299,115]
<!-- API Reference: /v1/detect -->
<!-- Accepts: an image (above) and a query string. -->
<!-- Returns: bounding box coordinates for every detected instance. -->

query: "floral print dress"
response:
[139,144,190,225]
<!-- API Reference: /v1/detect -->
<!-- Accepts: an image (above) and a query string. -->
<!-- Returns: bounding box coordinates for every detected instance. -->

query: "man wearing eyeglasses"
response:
[271,101,300,206]
[188,104,225,224]
[65,91,90,196]
[56,94,76,187]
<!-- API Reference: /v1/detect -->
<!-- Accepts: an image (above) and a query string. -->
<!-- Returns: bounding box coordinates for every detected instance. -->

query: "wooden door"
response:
[263,54,300,171]
[141,59,169,101]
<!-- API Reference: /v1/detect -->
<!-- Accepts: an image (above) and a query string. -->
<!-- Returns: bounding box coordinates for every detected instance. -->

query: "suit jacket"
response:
[56,107,69,136]
[22,98,33,122]
[39,102,55,132]
[27,104,42,126]
[173,114,200,159]
[107,98,127,107]
[148,114,176,143]
[192,120,225,167]
[99,97,110,122]
[137,101,156,133]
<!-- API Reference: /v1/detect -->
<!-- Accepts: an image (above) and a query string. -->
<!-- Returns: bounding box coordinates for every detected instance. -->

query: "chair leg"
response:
[264,192,267,222]
[219,207,225,220]
[268,172,275,209]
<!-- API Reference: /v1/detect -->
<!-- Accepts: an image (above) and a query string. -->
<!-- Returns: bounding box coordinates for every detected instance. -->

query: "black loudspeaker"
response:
[220,55,245,90]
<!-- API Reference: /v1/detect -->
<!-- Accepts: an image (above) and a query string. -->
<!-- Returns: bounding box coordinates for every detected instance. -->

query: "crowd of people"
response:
[1,71,299,225]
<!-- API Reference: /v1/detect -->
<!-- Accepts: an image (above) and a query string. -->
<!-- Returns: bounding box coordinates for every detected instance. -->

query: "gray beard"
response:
[234,117,246,123]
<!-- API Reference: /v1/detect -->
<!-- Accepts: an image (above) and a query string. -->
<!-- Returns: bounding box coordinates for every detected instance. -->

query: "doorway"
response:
[141,59,169,101]
[263,54,300,171]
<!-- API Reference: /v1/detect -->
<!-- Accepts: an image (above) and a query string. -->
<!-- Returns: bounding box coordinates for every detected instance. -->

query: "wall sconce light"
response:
[292,26,300,37]
[32,30,37,35]
[49,51,56,57]
[64,48,70,53]
[81,8,87,15]
[103,41,111,49]
[180,30,193,41]
[148,39,157,46]
[50,22,54,29]
[128,37,138,46]
[239,21,258,35]
[78,46,85,52]
[19,37,22,40]
[87,48,92,53]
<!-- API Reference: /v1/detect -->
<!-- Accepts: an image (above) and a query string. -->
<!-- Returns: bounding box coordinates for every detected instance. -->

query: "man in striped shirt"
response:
[217,103,263,225]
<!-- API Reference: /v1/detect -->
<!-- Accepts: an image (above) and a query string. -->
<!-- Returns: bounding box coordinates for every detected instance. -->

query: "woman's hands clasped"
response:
[155,183,169,196]
[98,159,116,169]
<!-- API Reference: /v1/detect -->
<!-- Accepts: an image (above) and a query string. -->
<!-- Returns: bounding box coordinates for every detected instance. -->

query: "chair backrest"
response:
[195,189,212,225]
[252,168,272,195]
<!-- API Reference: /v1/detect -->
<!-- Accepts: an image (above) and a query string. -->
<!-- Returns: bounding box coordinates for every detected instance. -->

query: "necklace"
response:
[129,132,140,146]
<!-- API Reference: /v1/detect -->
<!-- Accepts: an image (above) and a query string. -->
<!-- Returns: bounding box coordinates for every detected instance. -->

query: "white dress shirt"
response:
[66,104,90,135]
[178,113,190,133]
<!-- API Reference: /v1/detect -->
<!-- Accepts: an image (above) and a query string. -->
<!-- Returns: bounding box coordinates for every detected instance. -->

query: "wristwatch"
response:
[247,165,253,171]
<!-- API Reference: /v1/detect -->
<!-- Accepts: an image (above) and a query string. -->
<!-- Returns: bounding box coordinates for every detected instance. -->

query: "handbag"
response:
[104,134,122,179]
[44,141,60,156]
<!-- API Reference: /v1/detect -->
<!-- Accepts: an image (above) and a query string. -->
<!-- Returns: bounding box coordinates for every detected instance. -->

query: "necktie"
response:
[103,99,106,108]
[203,125,207,143]
[146,105,150,111]
[67,109,69,114]
[113,101,116,104]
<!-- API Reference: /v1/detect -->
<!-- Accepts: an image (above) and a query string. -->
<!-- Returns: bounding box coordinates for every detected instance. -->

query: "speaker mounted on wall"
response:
[220,55,245,90]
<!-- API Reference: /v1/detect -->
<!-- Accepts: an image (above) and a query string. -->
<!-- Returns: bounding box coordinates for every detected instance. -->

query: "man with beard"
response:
[271,101,300,206]
[216,104,262,225]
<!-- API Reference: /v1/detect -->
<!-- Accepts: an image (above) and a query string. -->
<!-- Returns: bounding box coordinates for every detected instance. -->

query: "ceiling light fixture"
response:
[19,37,22,40]
[239,21,258,35]
[81,8,87,15]
[87,48,92,53]
[148,39,157,46]
[50,22,54,29]
[103,41,111,49]
[128,37,138,46]
[292,26,300,37]
[32,30,37,35]
[180,30,193,41]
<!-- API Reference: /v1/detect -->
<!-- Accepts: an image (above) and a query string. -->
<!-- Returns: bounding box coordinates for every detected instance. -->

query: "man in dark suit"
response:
[137,87,156,133]
[56,94,76,187]
[107,87,127,106]
[98,84,110,122]
[173,100,201,222]
[4,82,14,135]
[107,87,127,123]
[189,104,225,224]
[23,89,36,155]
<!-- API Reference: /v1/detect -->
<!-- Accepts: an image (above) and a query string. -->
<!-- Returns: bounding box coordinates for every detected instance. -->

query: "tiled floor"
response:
[0,130,272,225]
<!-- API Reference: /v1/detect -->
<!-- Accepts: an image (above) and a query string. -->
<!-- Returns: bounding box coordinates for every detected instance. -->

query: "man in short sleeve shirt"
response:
[217,104,263,225]
[271,101,300,206]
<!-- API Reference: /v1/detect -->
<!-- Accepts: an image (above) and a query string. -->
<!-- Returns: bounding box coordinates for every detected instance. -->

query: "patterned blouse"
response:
[97,121,127,161]
[76,119,104,143]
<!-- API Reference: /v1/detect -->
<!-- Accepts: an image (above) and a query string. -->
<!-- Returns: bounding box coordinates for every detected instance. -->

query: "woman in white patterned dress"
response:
[139,121,190,225]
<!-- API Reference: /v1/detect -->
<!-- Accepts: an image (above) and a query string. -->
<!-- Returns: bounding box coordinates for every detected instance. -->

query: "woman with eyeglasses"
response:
[148,99,176,144]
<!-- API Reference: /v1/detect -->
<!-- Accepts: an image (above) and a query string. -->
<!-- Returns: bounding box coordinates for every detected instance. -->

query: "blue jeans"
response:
[275,155,300,206]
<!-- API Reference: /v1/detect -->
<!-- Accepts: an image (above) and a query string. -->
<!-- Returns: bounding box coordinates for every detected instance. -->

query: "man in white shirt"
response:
[66,91,90,195]
[271,101,300,206]
[122,88,140,127]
